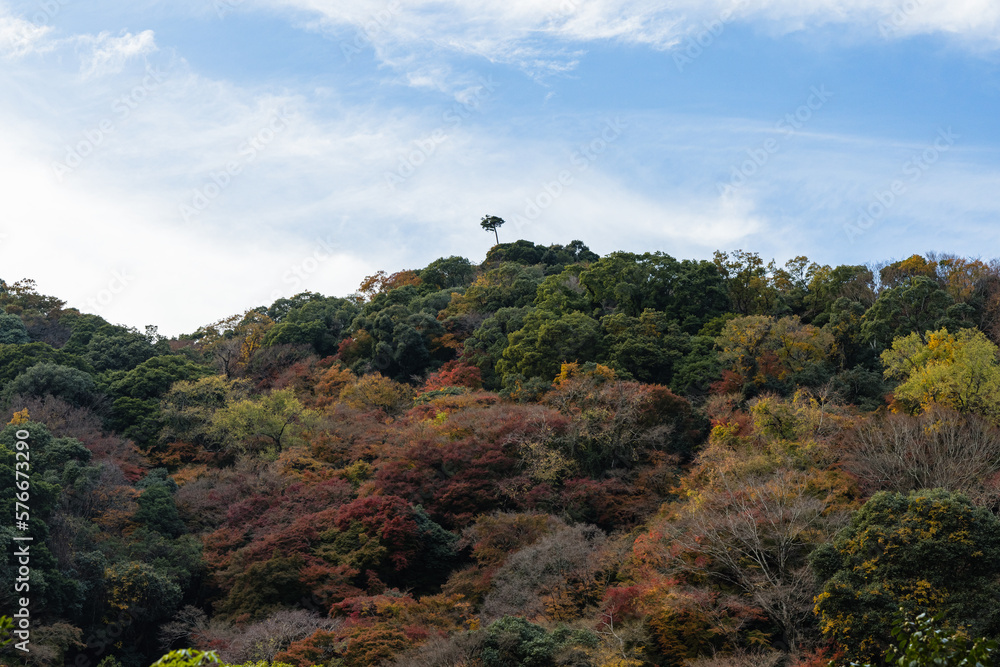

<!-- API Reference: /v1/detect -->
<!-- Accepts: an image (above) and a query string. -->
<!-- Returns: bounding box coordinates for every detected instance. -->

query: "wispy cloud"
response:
[260,0,684,76]
[79,29,157,78]
[259,0,1000,82]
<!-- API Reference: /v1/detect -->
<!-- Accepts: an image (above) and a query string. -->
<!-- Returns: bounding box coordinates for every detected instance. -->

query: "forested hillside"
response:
[4,241,1000,666]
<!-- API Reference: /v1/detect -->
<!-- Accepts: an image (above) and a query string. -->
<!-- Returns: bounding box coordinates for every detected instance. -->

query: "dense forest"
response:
[5,240,1000,666]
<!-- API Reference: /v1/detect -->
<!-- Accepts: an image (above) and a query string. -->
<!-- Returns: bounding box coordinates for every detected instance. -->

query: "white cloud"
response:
[79,29,157,78]
[258,0,1000,81]
[264,0,684,75]
[3,0,1000,334]
[0,11,51,58]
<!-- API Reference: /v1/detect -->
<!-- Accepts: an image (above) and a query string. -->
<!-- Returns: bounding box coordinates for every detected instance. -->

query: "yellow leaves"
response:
[238,312,273,367]
[312,363,357,408]
[882,327,1000,420]
[554,361,616,385]
[338,373,415,416]
[7,407,28,425]
[717,315,834,390]
[357,269,422,301]
[518,439,577,484]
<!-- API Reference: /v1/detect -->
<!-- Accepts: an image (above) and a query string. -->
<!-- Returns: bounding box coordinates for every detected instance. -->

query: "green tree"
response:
[159,376,251,450]
[804,264,875,325]
[5,362,98,407]
[86,326,163,372]
[459,263,544,313]
[103,355,212,445]
[0,312,29,344]
[0,341,92,384]
[712,249,778,316]
[419,255,476,289]
[483,240,599,273]
[464,307,531,389]
[861,275,972,350]
[580,251,727,330]
[263,293,358,357]
[497,310,603,386]
[479,616,597,667]
[480,215,506,245]
[134,485,186,538]
[812,489,1000,663]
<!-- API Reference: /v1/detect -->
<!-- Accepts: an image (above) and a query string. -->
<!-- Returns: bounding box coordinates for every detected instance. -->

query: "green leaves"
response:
[851,611,997,667]
[480,215,506,245]
[497,310,603,387]
[151,649,221,667]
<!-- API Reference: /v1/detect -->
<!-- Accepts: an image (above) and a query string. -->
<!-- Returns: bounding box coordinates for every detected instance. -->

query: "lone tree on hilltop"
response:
[481,215,505,245]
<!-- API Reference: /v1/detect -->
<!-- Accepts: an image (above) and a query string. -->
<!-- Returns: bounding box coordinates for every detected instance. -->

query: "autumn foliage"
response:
[9,246,1000,666]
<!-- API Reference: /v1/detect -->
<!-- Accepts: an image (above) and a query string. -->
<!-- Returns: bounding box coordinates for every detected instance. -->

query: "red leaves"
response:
[335,496,421,571]
[423,359,483,391]
[601,585,642,623]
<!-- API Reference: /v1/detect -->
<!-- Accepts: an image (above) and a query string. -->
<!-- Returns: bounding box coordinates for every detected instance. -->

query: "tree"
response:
[481,215,506,245]
[715,315,834,396]
[881,326,1000,419]
[0,312,29,344]
[478,616,598,667]
[134,485,186,538]
[419,256,476,290]
[86,326,162,372]
[338,374,415,416]
[497,311,604,387]
[481,523,605,622]
[5,362,98,407]
[580,252,728,330]
[669,470,838,654]
[861,276,970,350]
[845,406,1000,503]
[455,263,544,314]
[713,250,778,316]
[857,611,997,667]
[812,489,1000,663]
[209,388,314,455]
[0,341,92,384]
[159,376,252,451]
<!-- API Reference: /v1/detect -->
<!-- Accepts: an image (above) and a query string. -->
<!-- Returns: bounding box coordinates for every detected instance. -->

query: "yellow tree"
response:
[191,310,274,378]
[209,388,315,456]
[881,327,1000,420]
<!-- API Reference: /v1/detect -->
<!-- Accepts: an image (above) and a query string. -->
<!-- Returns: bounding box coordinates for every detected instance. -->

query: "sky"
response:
[1,0,1000,336]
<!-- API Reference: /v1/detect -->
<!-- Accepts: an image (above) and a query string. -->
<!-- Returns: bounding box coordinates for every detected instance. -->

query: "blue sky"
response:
[1,0,1000,335]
